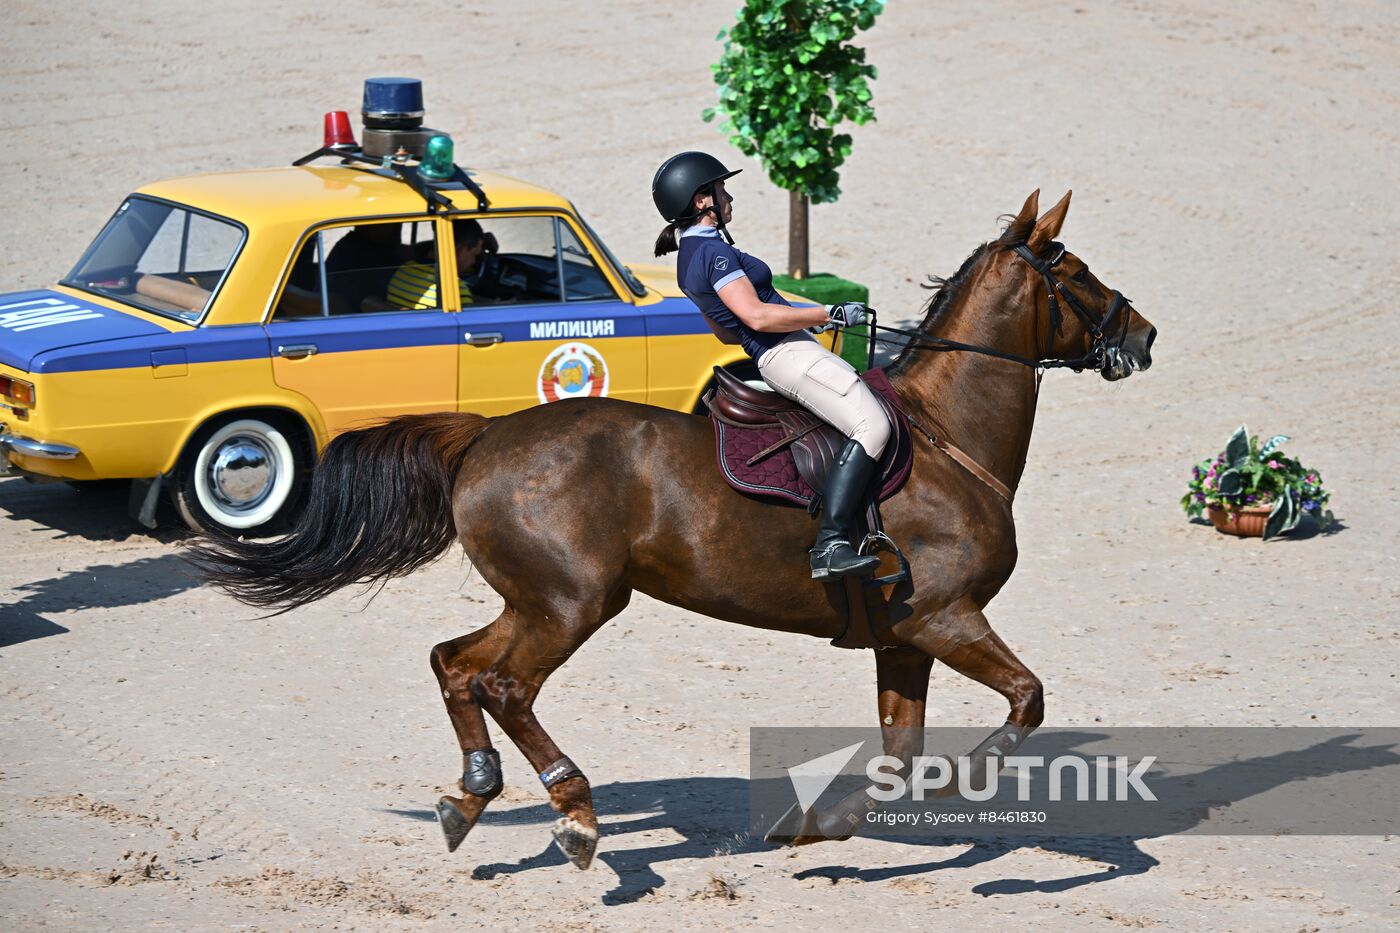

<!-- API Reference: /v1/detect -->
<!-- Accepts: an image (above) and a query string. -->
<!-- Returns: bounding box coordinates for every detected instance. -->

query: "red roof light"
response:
[323,111,356,149]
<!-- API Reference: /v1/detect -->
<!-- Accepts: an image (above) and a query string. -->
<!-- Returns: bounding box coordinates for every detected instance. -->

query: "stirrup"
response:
[858,531,912,588]
[810,542,881,581]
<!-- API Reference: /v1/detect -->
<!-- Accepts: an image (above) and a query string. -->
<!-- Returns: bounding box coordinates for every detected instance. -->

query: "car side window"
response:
[274,220,439,319]
[557,222,618,302]
[464,215,561,307]
[460,216,618,307]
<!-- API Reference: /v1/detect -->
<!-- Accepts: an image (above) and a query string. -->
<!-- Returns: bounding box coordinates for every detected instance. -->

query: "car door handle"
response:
[277,343,318,360]
[463,332,504,347]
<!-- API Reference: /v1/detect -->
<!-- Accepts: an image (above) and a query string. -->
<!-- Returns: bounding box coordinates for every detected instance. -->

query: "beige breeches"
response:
[756,332,892,459]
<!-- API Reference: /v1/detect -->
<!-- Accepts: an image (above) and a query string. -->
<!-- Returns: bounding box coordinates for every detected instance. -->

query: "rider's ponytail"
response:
[654,222,680,257]
[655,204,708,256]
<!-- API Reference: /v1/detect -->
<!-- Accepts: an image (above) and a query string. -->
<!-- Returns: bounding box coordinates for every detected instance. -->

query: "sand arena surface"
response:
[2,1,1397,928]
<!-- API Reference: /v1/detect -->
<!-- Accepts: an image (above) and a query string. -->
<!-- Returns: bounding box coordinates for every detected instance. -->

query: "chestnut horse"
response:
[196,190,1156,869]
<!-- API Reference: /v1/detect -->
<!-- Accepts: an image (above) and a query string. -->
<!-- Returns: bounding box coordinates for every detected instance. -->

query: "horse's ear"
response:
[1028,190,1072,252]
[1013,189,1040,228]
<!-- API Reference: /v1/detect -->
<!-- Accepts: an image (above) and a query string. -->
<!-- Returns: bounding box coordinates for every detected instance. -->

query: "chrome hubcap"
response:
[206,435,275,513]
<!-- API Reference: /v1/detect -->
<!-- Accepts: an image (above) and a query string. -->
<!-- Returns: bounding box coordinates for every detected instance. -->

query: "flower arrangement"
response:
[1181,425,1333,540]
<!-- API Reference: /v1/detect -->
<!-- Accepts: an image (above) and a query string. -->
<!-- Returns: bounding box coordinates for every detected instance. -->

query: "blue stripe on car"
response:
[7,292,745,375]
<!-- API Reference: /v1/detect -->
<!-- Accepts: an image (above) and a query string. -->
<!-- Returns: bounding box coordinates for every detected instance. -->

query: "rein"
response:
[866,239,1134,502]
[865,241,1133,374]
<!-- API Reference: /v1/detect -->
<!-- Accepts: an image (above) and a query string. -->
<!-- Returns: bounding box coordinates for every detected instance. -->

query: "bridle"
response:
[856,240,1138,504]
[871,240,1135,374]
[1012,241,1134,373]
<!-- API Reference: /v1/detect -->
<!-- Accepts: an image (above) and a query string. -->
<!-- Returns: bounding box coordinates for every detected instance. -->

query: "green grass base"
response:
[771,273,868,305]
[772,273,873,371]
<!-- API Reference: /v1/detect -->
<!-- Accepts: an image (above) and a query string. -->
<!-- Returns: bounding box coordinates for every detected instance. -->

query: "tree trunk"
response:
[788,189,809,280]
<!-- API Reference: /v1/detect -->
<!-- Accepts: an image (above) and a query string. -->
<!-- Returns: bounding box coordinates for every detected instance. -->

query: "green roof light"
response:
[420,134,455,181]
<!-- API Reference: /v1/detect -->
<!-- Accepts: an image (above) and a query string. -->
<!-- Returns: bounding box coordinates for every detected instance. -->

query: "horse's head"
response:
[1000,190,1157,381]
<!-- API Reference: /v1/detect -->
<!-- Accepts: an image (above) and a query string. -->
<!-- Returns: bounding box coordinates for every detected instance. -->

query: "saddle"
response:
[704,366,914,509]
[703,366,916,651]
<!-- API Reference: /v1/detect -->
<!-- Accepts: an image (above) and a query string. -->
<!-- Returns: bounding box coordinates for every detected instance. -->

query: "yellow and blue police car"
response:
[0,78,826,535]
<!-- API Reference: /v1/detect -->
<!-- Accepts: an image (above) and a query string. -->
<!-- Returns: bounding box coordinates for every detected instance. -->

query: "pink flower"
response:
[1268,460,1280,469]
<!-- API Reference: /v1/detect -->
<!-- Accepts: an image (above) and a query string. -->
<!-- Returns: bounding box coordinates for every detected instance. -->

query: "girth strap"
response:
[829,492,911,650]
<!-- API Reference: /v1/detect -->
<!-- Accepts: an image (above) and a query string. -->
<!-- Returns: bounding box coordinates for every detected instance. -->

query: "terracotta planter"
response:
[1208,504,1273,537]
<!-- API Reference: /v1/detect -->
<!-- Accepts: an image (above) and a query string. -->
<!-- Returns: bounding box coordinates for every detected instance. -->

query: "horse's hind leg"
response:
[430,613,514,852]
[472,589,629,870]
[909,600,1044,798]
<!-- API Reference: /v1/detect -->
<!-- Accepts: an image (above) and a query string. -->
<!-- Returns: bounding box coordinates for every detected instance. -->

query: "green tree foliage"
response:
[703,0,883,206]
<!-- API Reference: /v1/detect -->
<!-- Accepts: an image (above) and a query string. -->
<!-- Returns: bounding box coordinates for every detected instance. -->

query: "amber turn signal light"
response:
[1,374,35,407]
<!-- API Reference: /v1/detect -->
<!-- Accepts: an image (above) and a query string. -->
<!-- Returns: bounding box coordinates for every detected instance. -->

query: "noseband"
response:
[1011,241,1133,373]
[873,240,1135,373]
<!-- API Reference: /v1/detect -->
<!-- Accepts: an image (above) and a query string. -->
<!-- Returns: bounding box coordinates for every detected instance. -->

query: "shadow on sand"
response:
[397,732,1395,905]
[0,476,186,542]
[0,553,201,650]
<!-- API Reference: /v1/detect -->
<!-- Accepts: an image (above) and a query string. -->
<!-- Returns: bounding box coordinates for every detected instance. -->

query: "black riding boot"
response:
[810,439,882,581]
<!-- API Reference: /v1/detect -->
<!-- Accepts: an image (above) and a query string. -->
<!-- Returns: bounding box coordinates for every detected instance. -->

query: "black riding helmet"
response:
[652,151,741,225]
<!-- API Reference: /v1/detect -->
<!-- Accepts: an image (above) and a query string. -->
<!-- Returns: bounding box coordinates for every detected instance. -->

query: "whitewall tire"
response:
[174,417,304,534]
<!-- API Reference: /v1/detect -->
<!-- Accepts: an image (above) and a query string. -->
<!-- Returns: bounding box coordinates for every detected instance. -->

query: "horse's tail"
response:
[190,411,490,613]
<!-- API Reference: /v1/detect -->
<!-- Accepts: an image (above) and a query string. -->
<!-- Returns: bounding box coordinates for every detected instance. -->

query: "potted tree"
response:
[1181,426,1334,540]
[704,0,884,369]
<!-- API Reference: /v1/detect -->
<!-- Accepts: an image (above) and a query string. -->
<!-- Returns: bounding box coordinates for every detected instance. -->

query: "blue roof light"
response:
[362,77,424,121]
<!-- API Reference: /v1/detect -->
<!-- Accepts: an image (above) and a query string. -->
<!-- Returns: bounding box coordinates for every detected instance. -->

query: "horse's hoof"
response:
[551,816,597,870]
[764,802,824,846]
[436,797,473,853]
[929,755,963,799]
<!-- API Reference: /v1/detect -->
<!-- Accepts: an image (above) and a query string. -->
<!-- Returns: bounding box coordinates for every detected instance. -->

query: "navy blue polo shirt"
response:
[677,225,796,362]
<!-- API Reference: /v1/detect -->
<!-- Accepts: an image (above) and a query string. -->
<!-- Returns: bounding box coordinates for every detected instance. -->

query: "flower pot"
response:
[1208,504,1273,537]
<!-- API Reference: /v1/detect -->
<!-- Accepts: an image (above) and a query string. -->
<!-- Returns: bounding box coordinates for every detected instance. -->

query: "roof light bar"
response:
[291,78,491,213]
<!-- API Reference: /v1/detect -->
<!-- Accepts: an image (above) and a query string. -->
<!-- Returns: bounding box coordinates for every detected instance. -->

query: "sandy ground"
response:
[3,0,1399,929]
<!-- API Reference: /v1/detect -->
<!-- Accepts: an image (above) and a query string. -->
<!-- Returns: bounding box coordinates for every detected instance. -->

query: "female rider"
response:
[652,151,892,581]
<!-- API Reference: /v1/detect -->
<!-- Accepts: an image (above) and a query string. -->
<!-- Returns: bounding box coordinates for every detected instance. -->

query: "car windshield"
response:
[573,208,646,298]
[62,196,244,323]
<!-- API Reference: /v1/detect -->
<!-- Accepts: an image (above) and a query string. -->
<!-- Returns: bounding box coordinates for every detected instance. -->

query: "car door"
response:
[264,217,459,439]
[451,214,646,416]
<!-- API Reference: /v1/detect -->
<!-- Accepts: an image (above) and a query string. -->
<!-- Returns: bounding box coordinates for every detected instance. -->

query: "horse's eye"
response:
[1071,268,1090,283]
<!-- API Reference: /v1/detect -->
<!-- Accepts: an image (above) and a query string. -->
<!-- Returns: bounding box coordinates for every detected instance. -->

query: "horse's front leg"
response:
[905,598,1044,798]
[767,647,934,845]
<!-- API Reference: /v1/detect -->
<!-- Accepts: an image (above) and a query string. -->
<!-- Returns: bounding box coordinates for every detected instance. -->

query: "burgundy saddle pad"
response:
[707,367,914,508]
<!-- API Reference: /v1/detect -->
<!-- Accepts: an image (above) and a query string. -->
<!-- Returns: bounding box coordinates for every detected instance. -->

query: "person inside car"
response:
[386,218,486,309]
[323,222,409,312]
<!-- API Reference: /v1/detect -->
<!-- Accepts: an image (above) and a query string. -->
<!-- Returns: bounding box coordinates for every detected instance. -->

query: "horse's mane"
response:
[886,213,1031,377]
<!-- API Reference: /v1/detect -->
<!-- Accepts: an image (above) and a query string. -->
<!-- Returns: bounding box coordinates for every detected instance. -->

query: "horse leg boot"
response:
[473,599,630,870]
[485,712,598,871]
[429,617,513,852]
[810,439,883,581]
